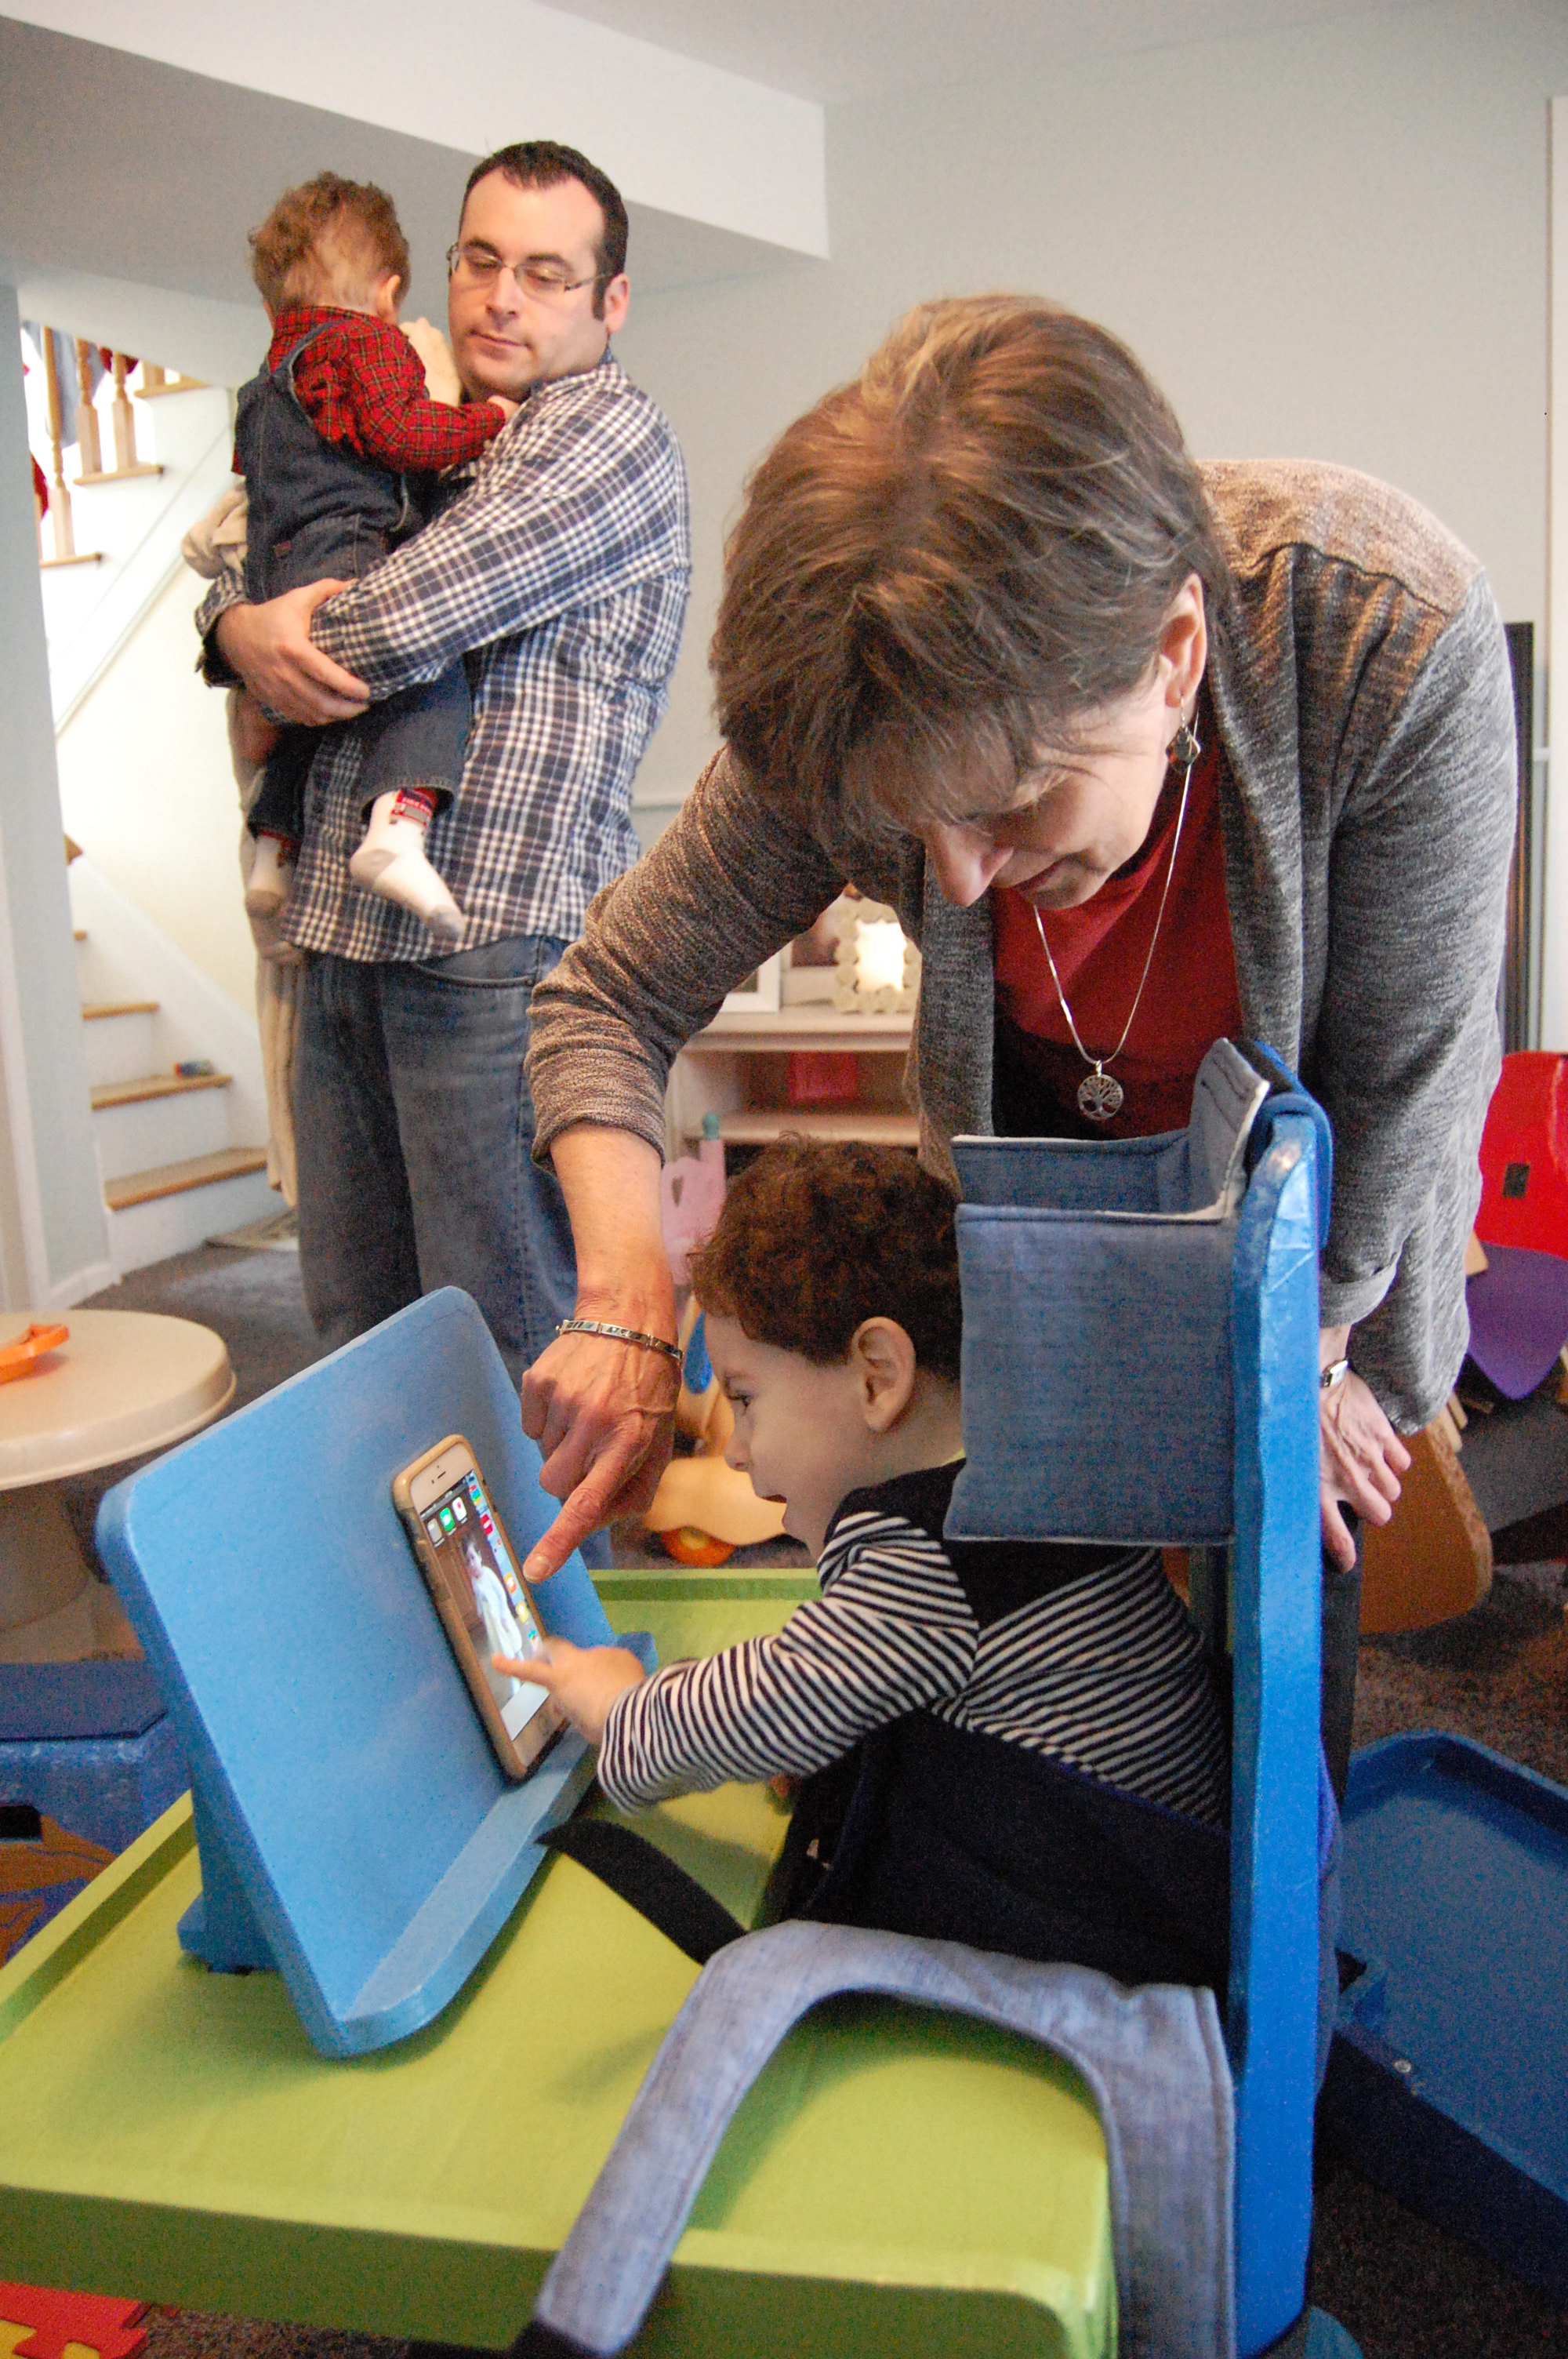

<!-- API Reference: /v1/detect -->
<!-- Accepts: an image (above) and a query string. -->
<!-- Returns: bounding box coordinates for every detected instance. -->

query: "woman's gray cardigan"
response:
[527,461,1518,1430]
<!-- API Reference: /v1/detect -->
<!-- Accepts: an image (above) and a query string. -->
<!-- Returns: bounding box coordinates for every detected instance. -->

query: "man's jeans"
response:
[296,929,580,1411]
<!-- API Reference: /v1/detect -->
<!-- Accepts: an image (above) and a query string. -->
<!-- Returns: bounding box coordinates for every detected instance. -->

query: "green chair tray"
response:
[0,1578,1111,2358]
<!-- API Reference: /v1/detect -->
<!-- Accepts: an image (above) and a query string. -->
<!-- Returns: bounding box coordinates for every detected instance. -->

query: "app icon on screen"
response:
[425,1517,442,1545]
[453,1496,467,1521]
[440,1507,456,1532]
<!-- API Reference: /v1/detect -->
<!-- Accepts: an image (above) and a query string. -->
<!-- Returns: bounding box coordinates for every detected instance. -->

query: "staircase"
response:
[19,325,281,1276]
[71,870,276,1274]
[24,335,237,729]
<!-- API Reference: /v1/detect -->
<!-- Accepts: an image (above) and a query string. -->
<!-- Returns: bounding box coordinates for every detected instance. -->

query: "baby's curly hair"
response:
[689,1138,962,1383]
[249,173,411,313]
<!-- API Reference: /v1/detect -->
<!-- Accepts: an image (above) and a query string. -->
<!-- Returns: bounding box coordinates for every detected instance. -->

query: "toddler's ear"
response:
[850,1317,917,1433]
[371,271,404,325]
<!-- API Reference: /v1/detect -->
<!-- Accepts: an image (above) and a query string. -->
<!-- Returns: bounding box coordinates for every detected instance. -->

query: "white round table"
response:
[0,1311,234,1662]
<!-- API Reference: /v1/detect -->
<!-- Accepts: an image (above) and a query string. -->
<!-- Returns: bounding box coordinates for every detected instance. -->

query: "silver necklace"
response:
[1031,715,1202,1124]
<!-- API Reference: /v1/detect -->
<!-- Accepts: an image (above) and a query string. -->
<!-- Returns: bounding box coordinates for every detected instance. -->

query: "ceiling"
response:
[0,0,1425,376]
[536,0,1423,104]
[0,16,802,355]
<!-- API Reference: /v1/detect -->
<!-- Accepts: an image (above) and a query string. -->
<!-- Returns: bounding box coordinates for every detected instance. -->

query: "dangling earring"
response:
[1168,713,1201,770]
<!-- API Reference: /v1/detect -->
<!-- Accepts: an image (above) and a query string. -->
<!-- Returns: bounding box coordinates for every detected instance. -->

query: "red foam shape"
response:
[0,2284,148,2359]
[1476,1052,1568,1258]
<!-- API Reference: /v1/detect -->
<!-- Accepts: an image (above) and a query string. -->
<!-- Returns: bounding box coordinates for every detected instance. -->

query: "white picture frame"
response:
[721,951,782,1015]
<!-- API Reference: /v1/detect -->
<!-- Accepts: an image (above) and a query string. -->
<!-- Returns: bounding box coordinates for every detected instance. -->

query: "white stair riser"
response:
[82,1009,159,1087]
[74,930,144,1011]
[93,1085,231,1181]
[107,1165,280,1275]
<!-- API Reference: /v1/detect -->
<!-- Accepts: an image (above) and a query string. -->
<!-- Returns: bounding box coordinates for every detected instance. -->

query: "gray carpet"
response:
[67,1246,1568,2358]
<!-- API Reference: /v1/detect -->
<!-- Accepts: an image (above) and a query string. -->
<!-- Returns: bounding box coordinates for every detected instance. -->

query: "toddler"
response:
[236,172,515,945]
[503,1139,1234,1995]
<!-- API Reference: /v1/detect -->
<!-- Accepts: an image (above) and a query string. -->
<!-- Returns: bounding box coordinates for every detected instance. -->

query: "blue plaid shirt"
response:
[198,351,689,961]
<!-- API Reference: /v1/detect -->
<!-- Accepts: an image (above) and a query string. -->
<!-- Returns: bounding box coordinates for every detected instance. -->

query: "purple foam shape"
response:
[1465,1243,1568,1400]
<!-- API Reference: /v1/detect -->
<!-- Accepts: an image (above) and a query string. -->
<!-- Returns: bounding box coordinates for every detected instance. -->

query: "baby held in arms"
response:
[500,1138,1232,1988]
[236,172,517,943]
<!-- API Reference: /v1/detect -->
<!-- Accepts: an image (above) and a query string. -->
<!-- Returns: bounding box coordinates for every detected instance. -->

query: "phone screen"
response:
[419,1466,550,1740]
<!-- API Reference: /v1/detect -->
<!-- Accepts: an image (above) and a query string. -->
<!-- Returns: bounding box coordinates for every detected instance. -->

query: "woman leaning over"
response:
[519,296,1517,1794]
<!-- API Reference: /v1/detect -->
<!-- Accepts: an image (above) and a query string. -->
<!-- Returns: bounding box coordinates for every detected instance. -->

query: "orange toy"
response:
[0,1325,68,1383]
[660,1526,736,1568]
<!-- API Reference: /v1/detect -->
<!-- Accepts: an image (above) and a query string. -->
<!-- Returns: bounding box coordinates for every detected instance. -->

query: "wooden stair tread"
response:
[105,1148,268,1211]
[91,1071,230,1110]
[82,1000,158,1020]
[74,463,164,485]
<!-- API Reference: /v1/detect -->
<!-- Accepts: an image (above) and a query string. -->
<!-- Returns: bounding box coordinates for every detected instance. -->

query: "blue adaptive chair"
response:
[514,1039,1358,2359]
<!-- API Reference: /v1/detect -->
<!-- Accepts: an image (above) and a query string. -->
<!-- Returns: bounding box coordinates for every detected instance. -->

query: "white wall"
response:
[56,568,256,1012]
[0,279,111,1304]
[618,0,1568,852]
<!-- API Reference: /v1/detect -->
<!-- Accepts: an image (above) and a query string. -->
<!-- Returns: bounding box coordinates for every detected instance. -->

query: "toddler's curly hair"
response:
[249,173,411,313]
[689,1138,962,1383]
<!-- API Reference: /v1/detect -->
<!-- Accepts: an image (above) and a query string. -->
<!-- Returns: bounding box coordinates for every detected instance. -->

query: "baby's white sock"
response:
[245,832,295,919]
[348,791,466,947]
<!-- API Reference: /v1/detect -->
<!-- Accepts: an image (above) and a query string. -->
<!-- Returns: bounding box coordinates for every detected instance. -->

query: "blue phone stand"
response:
[95,1287,650,2059]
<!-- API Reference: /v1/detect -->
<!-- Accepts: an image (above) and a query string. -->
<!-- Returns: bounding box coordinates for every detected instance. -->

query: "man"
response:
[199,141,691,1425]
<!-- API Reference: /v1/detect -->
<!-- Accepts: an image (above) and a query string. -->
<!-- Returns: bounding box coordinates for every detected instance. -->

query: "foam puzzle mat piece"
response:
[0,2287,147,2359]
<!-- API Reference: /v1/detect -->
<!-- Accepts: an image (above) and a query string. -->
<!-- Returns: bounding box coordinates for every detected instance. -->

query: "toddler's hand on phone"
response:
[492,1636,646,1747]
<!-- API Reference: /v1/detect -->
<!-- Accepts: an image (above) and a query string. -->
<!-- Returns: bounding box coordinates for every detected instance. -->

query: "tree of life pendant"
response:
[1077,1067,1123,1122]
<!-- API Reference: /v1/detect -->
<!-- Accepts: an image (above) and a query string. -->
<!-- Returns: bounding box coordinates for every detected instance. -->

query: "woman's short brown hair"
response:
[689,1137,962,1383]
[711,296,1231,829]
[249,173,411,313]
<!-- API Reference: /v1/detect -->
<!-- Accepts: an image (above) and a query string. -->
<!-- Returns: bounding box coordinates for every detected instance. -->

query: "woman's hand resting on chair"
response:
[1318,1326,1411,1572]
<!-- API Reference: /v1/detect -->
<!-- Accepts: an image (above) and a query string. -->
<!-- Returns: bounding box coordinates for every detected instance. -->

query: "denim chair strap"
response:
[514,1919,1236,2359]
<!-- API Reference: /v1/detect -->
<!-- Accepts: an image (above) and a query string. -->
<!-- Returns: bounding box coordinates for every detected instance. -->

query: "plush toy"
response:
[659,1113,727,1286]
[642,1307,787,1565]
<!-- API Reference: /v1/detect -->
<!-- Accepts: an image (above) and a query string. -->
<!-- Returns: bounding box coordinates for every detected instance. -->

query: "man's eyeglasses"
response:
[445,242,606,302]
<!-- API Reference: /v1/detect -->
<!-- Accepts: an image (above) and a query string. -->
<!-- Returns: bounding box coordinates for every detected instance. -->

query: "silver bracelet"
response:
[557,1317,683,1367]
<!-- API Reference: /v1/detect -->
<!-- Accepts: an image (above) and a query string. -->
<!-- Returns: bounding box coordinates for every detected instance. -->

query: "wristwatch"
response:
[1319,1355,1351,1394]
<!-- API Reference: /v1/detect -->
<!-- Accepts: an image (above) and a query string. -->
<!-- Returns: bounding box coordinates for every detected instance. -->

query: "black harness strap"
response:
[539,1818,746,1966]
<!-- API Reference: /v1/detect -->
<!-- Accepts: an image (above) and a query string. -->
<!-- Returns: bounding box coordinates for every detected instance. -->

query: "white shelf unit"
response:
[667,1006,918,1153]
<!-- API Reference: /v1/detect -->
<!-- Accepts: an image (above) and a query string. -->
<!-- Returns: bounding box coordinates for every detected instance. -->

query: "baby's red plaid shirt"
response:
[263,306,505,473]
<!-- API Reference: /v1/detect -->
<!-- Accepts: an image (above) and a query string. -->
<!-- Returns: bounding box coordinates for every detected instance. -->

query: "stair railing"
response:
[28,330,200,565]
[37,329,90,567]
[111,355,155,476]
[76,346,163,485]
[73,340,103,478]
[136,362,206,399]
